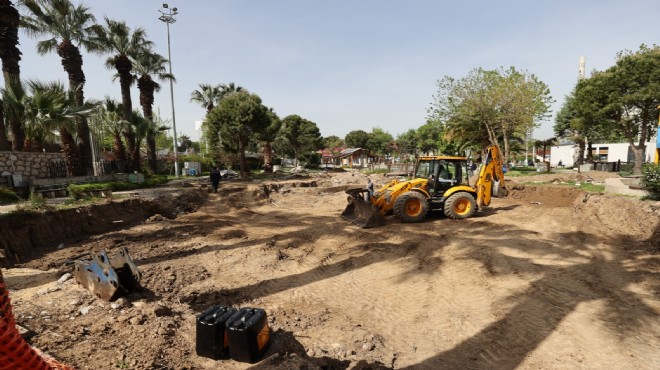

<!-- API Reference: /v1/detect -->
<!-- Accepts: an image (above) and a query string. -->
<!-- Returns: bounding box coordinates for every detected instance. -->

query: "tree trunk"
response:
[262,141,273,173]
[112,131,127,163]
[146,131,157,173]
[57,40,93,174]
[123,128,137,172]
[59,127,81,177]
[0,0,23,150]
[238,137,249,178]
[114,55,133,121]
[0,104,10,150]
[631,145,645,175]
[138,75,157,172]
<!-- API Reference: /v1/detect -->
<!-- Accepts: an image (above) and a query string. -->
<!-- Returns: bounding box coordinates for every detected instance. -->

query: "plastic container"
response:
[195,305,237,359]
[225,307,270,363]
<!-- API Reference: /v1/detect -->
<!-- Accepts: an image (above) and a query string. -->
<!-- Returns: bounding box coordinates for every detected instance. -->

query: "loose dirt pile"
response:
[3,171,659,369]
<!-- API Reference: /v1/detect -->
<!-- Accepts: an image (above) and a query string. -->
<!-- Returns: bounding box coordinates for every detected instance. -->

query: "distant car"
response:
[220,170,237,179]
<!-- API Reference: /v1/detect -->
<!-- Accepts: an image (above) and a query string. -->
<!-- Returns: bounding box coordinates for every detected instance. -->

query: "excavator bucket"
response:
[341,188,386,228]
[72,247,141,301]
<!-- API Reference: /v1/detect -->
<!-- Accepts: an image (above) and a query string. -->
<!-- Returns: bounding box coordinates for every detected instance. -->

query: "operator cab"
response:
[415,158,469,196]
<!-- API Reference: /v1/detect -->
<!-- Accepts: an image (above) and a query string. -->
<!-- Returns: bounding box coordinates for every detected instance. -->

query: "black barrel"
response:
[196,305,237,359]
[225,307,270,363]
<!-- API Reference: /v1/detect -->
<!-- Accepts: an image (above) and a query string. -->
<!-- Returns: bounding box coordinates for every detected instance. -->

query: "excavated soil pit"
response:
[2,172,659,370]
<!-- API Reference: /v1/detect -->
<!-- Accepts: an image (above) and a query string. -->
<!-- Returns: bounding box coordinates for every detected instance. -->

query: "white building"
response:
[550,136,658,167]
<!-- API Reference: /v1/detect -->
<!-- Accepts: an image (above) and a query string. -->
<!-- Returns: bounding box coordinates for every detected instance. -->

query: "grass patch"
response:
[577,183,605,193]
[506,168,553,177]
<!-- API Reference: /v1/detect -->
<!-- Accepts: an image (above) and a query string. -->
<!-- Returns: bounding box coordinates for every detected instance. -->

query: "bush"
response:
[0,188,20,205]
[641,163,660,200]
[299,153,322,169]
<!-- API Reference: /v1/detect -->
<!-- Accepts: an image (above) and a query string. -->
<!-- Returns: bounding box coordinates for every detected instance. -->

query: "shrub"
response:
[641,163,660,200]
[0,188,20,205]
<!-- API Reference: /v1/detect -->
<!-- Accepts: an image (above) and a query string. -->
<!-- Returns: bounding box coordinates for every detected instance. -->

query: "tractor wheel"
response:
[393,192,429,223]
[444,192,476,219]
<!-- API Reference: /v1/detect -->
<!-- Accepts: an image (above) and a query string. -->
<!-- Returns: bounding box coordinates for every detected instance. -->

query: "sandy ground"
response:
[3,170,659,369]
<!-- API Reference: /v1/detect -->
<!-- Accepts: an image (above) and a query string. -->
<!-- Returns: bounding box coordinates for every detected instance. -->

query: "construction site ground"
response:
[2,170,659,369]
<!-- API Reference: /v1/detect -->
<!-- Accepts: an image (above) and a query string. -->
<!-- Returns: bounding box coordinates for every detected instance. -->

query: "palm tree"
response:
[190,83,222,114]
[132,50,173,172]
[219,82,246,99]
[0,97,8,149]
[93,18,151,170]
[20,0,102,173]
[0,0,24,150]
[23,80,92,175]
[98,97,127,164]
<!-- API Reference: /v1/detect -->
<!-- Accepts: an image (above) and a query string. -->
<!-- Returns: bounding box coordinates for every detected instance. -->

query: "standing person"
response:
[209,167,221,193]
[366,177,374,200]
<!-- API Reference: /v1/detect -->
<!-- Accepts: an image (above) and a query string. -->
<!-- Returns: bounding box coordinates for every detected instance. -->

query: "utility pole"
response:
[159,4,179,177]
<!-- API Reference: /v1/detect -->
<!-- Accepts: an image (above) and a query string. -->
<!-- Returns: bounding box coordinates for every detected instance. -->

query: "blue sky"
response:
[16,0,660,143]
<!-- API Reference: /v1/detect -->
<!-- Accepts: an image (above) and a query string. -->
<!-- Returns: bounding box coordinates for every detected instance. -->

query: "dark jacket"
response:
[210,169,221,183]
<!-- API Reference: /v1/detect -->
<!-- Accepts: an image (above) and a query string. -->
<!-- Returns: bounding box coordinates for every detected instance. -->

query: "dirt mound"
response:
[507,183,583,207]
[573,193,660,248]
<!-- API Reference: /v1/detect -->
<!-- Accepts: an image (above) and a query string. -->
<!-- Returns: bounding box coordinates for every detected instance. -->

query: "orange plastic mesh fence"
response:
[0,270,75,370]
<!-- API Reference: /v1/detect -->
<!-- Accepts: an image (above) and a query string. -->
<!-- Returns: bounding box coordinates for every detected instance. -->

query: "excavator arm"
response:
[475,145,508,210]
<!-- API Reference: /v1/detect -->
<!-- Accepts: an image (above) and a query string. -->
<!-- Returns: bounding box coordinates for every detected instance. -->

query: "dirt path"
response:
[3,172,659,369]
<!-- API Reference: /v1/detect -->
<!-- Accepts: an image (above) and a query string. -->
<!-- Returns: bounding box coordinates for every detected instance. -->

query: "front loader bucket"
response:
[341,189,386,228]
[72,247,141,301]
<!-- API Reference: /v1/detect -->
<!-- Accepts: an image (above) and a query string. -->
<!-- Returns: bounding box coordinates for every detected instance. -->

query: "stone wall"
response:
[0,151,65,184]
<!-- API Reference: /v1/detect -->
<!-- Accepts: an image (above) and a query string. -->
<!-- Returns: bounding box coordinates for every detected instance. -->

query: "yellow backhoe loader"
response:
[342,145,508,228]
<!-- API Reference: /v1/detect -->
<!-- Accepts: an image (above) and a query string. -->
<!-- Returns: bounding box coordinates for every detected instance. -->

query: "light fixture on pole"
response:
[158,3,180,177]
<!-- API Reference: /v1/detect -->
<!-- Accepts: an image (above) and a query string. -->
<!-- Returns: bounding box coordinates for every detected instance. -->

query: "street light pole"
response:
[159,4,179,177]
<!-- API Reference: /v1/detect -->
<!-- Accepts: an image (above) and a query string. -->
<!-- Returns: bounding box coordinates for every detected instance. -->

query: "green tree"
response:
[585,45,660,174]
[22,80,92,175]
[97,97,126,163]
[204,91,270,177]
[93,18,151,171]
[366,127,393,160]
[20,0,102,173]
[190,83,222,114]
[344,129,369,148]
[416,120,443,155]
[395,129,418,159]
[430,66,553,163]
[0,0,24,150]
[280,114,323,167]
[323,135,344,150]
[132,50,173,172]
[177,133,193,152]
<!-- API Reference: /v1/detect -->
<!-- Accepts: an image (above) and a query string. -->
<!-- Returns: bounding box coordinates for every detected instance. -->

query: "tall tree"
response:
[395,129,418,160]
[586,45,660,174]
[22,80,91,175]
[20,0,101,173]
[366,127,393,160]
[430,67,553,163]
[219,82,245,99]
[344,129,369,148]
[93,18,151,170]
[190,83,222,114]
[280,114,323,167]
[205,91,270,177]
[132,50,173,172]
[0,0,24,150]
[323,135,344,150]
[98,97,126,164]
